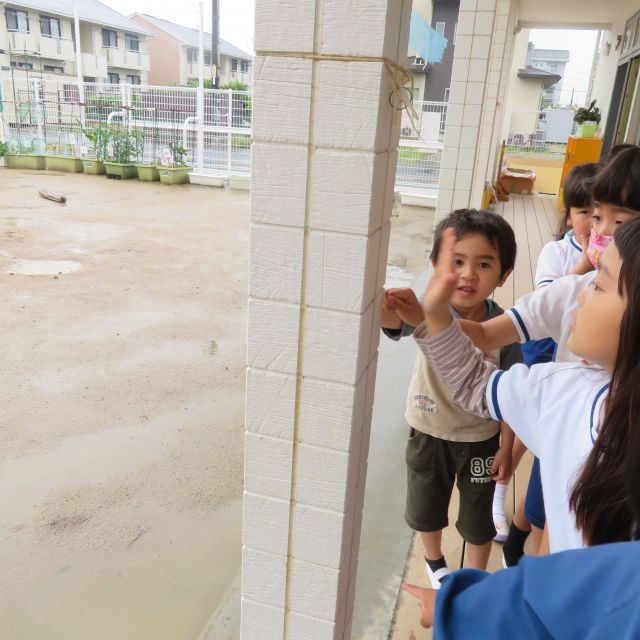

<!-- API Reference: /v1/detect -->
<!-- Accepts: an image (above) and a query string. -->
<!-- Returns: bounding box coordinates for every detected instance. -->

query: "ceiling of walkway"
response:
[518,0,636,28]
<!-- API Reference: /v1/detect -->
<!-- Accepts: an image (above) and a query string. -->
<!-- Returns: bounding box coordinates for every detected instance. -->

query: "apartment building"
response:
[129,13,252,87]
[0,0,152,84]
[526,42,570,106]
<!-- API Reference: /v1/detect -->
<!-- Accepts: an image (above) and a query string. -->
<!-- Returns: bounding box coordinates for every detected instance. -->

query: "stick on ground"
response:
[39,189,67,204]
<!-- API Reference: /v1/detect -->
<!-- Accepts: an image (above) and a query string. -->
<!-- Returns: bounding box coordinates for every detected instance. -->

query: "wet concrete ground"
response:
[0,168,247,639]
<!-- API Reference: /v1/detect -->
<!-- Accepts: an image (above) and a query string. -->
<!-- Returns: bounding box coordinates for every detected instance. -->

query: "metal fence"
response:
[1,74,443,189]
[502,108,574,160]
[0,76,251,173]
[396,100,447,191]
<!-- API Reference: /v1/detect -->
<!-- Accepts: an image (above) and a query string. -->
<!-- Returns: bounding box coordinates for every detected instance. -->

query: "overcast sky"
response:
[104,0,256,54]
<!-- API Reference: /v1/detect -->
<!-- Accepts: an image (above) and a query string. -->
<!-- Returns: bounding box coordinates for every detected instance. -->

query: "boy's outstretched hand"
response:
[384,288,424,327]
[401,583,437,628]
[422,227,458,335]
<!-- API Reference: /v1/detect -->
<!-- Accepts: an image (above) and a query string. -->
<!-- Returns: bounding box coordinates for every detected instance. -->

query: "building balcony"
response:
[81,52,107,79]
[103,46,150,72]
[7,31,75,61]
[187,62,214,81]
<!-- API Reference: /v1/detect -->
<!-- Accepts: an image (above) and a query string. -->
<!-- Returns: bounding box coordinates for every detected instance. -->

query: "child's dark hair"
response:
[431,208,516,278]
[570,217,640,544]
[557,162,600,238]
[592,145,640,213]
[606,143,636,162]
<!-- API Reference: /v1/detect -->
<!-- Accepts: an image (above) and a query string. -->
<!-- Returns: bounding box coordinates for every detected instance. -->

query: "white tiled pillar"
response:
[242,2,411,639]
[436,0,515,219]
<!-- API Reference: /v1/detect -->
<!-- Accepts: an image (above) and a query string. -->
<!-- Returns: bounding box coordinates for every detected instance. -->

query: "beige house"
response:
[129,13,252,88]
[0,0,152,84]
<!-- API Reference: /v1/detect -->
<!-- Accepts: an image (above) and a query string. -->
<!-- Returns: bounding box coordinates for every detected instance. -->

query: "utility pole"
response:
[211,0,220,87]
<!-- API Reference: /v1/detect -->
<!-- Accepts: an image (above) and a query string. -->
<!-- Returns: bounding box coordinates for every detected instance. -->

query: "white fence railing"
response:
[1,76,444,190]
[396,100,447,191]
[502,108,575,158]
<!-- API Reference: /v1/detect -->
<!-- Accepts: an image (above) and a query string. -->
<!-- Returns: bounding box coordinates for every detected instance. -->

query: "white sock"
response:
[492,482,508,523]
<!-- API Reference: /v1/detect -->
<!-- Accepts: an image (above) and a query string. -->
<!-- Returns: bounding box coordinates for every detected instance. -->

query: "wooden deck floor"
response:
[392,194,561,639]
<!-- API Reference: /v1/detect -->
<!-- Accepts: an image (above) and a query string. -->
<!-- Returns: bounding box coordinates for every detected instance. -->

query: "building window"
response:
[241,59,248,73]
[125,33,139,52]
[453,23,458,45]
[126,74,141,85]
[40,15,61,38]
[44,65,64,73]
[231,58,238,71]
[108,72,120,84]
[63,84,79,102]
[83,76,96,83]
[102,29,117,48]
[5,8,30,33]
[10,60,34,70]
[204,51,212,66]
[187,48,198,63]
[435,22,445,37]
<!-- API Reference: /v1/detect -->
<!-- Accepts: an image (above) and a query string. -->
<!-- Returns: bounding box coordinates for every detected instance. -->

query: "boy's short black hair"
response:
[593,145,640,212]
[563,162,599,211]
[430,208,516,278]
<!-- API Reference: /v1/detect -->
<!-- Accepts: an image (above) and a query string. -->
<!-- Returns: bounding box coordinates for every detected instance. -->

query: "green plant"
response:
[231,135,251,149]
[168,142,188,167]
[0,141,7,158]
[219,80,249,91]
[80,123,110,160]
[109,127,144,163]
[574,100,601,125]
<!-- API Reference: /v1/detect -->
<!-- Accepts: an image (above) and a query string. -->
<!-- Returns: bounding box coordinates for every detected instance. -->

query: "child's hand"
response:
[401,583,436,628]
[381,291,402,329]
[570,233,595,275]
[491,445,512,483]
[422,228,458,334]
[385,288,424,327]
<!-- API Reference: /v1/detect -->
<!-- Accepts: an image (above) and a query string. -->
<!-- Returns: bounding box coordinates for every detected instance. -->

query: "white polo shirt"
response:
[487,362,610,552]
[506,272,596,363]
[535,231,584,288]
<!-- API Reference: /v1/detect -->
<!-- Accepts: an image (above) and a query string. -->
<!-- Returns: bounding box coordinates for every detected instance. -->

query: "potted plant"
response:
[573,100,601,138]
[45,139,84,173]
[4,139,47,170]
[81,124,109,175]
[0,140,7,167]
[158,143,192,185]
[104,127,143,179]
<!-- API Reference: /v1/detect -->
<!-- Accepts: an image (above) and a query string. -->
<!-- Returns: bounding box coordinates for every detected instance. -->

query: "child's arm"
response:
[491,422,514,482]
[381,290,402,330]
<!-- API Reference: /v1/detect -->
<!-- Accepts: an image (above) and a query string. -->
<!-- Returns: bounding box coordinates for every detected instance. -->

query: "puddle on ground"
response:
[7,259,81,275]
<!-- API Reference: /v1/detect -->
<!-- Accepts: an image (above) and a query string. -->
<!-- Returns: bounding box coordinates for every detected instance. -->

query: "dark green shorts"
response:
[405,429,499,545]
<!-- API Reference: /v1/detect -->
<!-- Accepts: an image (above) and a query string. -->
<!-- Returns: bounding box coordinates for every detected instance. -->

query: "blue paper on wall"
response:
[409,10,448,63]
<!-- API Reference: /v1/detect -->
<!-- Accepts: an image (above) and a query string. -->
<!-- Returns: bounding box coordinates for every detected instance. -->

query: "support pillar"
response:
[242,1,411,639]
[436,0,515,219]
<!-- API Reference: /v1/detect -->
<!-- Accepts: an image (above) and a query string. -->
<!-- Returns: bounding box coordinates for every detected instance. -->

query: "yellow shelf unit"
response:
[558,136,603,211]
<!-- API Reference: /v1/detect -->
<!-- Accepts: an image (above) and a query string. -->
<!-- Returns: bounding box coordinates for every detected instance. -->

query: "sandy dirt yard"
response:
[0,168,248,640]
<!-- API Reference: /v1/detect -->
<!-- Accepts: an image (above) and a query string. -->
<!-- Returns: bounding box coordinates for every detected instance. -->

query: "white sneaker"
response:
[494,520,509,543]
[425,558,450,590]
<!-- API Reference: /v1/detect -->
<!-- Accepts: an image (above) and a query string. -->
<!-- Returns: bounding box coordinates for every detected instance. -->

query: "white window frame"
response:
[102,29,117,48]
[125,33,139,52]
[40,15,61,39]
[5,8,29,33]
[435,21,445,37]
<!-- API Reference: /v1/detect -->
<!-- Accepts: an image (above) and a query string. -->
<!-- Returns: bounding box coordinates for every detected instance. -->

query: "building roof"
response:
[5,0,153,35]
[132,13,252,60]
[517,66,561,84]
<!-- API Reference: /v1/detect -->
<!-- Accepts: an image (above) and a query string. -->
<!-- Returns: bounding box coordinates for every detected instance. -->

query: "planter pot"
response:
[575,122,598,138]
[82,158,106,175]
[159,166,192,185]
[5,153,46,170]
[45,155,84,173]
[135,164,160,181]
[104,162,138,180]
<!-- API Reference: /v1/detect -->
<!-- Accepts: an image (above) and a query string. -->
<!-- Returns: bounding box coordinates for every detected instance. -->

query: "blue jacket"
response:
[435,542,640,639]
